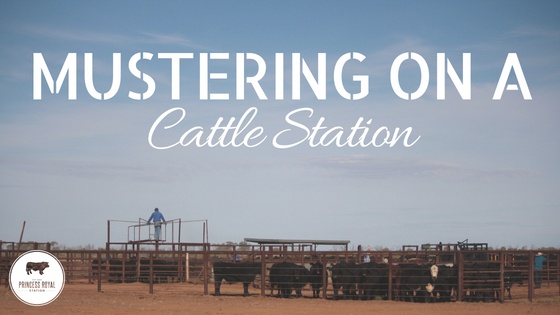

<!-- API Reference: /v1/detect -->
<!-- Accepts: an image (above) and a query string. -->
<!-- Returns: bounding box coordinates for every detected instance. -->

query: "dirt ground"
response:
[2,281,560,315]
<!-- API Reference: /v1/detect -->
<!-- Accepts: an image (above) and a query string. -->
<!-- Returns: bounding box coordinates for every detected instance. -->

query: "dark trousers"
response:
[534,270,543,288]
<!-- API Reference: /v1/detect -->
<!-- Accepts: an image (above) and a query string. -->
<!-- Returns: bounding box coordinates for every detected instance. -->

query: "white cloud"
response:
[17,24,213,51]
[302,154,534,181]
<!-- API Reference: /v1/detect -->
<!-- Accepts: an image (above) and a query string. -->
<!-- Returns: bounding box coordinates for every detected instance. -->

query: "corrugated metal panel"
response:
[244,238,350,245]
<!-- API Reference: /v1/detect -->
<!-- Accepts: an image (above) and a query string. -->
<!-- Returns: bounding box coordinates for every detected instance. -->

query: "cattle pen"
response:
[1,240,559,303]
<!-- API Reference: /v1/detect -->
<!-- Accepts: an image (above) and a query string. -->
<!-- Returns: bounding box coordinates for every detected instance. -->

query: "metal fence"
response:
[1,243,558,302]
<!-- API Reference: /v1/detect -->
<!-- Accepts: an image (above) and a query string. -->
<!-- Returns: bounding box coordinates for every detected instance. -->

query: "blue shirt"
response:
[148,211,165,223]
[534,255,546,270]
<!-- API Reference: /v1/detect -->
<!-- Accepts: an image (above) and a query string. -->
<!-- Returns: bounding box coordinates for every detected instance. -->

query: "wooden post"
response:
[16,221,26,254]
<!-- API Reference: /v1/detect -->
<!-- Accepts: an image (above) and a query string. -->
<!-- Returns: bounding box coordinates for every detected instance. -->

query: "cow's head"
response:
[430,264,438,281]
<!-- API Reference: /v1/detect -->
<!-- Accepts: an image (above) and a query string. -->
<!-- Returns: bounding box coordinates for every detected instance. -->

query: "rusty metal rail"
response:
[1,244,558,302]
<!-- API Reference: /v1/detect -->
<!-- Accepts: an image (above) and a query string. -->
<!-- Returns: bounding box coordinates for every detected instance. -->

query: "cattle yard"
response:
[1,240,559,304]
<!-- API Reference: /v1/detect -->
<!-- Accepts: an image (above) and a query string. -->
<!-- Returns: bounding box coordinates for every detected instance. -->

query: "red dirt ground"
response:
[2,282,559,315]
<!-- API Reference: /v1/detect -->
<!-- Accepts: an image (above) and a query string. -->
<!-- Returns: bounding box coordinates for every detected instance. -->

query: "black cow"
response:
[292,264,310,297]
[357,261,389,300]
[134,258,181,283]
[463,262,501,302]
[504,266,524,300]
[331,261,359,300]
[92,259,133,283]
[213,261,261,297]
[309,261,324,298]
[396,263,439,302]
[269,262,294,298]
[26,262,49,275]
[464,262,524,302]
[269,262,309,298]
[433,265,457,302]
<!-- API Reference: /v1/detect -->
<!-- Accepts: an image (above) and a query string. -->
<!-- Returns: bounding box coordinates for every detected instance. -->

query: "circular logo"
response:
[9,250,65,306]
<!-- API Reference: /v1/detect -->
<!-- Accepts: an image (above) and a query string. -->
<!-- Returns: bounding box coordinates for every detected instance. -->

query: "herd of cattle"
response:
[212,260,525,302]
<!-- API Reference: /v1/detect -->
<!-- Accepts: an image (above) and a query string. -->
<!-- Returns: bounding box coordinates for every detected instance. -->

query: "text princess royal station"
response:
[19,280,56,292]
[32,52,532,149]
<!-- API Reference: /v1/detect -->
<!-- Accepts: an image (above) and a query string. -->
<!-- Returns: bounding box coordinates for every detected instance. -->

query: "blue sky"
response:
[1,1,559,249]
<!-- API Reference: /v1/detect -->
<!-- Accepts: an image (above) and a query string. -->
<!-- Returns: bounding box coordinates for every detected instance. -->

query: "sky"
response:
[1,1,559,250]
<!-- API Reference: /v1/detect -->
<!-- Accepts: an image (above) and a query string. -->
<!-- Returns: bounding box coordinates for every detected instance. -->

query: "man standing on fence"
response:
[147,207,166,242]
[534,252,546,288]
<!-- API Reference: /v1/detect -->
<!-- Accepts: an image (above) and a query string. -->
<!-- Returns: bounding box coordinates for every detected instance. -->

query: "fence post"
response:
[557,251,560,297]
[185,252,190,283]
[260,252,266,297]
[499,251,505,303]
[97,250,102,292]
[457,251,463,302]
[121,251,126,284]
[203,244,209,295]
[321,253,327,299]
[387,252,393,301]
[149,253,154,294]
[528,251,534,302]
